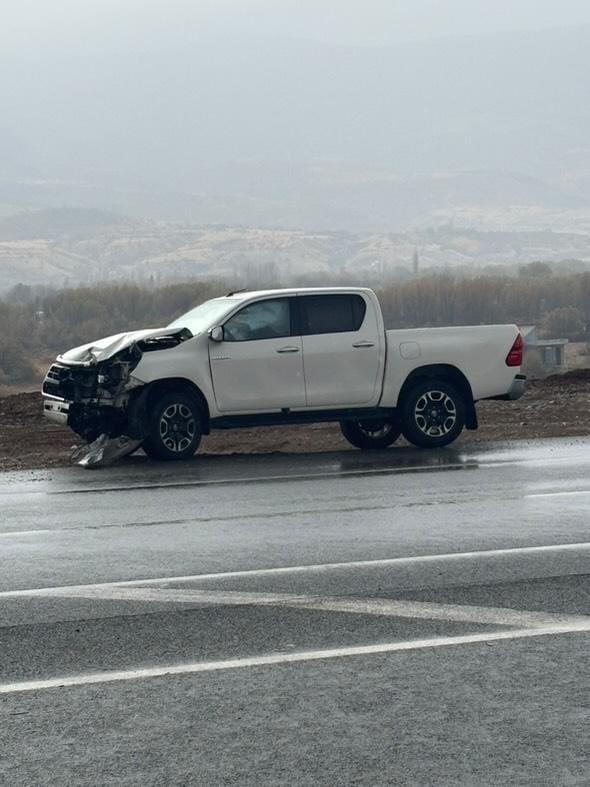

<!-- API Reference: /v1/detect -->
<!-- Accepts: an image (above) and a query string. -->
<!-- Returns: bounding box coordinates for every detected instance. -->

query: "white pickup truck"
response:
[42,287,525,460]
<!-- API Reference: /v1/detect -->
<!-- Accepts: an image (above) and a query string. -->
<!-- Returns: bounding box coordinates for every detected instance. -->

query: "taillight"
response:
[506,333,523,367]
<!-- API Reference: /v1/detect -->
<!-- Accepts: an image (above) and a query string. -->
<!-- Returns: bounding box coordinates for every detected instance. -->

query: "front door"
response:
[209,297,305,413]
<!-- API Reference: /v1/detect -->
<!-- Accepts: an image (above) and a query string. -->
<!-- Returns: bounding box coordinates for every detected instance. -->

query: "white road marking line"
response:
[2,541,589,599]
[2,623,589,695]
[485,457,590,469]
[55,586,590,629]
[275,598,589,628]
[526,490,590,499]
[0,530,51,538]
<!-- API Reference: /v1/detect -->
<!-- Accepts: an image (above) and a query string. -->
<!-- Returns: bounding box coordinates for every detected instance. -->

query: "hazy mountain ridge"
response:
[1,209,589,292]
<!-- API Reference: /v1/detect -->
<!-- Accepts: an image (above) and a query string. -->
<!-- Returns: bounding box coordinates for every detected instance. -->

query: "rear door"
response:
[299,293,382,407]
[209,297,306,413]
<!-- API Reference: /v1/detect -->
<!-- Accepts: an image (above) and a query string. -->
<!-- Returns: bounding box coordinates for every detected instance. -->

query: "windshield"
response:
[167,298,236,334]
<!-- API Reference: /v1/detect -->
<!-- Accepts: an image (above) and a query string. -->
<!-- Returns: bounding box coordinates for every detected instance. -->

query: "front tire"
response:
[340,418,401,449]
[401,379,465,448]
[143,391,202,461]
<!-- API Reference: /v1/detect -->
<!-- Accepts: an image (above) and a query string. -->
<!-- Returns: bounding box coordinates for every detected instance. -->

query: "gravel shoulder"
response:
[1,371,588,471]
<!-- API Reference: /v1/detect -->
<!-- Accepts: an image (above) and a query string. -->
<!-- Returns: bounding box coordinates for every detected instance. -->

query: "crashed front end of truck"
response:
[42,327,192,466]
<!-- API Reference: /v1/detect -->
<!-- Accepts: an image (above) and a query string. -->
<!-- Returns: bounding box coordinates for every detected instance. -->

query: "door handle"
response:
[352,340,375,348]
[276,346,300,353]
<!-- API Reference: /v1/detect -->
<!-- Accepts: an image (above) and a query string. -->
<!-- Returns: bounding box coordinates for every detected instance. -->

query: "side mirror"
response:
[209,325,224,343]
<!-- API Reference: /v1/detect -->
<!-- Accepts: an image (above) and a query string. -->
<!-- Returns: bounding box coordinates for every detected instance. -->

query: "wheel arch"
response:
[397,364,477,430]
[130,377,211,437]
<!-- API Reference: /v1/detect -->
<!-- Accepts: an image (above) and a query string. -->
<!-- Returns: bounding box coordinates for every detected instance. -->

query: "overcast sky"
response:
[4,0,590,52]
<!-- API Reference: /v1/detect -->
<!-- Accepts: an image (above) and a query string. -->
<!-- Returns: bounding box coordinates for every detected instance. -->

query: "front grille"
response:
[46,363,68,383]
[42,363,98,401]
[43,366,65,396]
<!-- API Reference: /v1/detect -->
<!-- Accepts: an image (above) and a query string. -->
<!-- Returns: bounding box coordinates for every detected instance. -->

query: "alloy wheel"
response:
[414,390,457,438]
[159,403,196,453]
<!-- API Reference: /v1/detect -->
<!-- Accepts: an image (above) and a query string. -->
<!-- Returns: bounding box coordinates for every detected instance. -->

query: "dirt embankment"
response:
[1,371,589,471]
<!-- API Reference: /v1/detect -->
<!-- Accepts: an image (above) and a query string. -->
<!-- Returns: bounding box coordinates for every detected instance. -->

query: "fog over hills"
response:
[1,25,589,231]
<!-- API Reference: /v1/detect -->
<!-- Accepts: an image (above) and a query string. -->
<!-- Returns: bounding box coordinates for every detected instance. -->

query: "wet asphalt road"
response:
[1,437,590,785]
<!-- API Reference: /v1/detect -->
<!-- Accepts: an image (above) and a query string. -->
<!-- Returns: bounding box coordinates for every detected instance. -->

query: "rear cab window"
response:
[298,294,367,335]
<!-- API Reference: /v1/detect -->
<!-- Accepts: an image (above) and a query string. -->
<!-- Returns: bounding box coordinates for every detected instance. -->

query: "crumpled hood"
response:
[57,326,190,366]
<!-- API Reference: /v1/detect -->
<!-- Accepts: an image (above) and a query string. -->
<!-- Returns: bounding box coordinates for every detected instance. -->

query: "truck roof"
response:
[222,286,375,301]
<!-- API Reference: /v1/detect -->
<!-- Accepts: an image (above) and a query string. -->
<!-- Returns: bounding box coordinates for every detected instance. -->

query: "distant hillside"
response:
[1,220,589,292]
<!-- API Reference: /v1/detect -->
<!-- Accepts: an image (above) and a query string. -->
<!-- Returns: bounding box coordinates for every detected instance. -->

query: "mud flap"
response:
[71,434,142,469]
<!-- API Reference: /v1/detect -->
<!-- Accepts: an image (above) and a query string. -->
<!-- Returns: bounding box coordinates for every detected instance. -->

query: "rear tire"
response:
[143,391,202,461]
[340,418,401,449]
[401,379,465,448]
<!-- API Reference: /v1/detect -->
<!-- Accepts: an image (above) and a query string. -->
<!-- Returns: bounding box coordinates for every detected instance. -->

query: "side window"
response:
[223,298,291,342]
[300,295,367,335]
